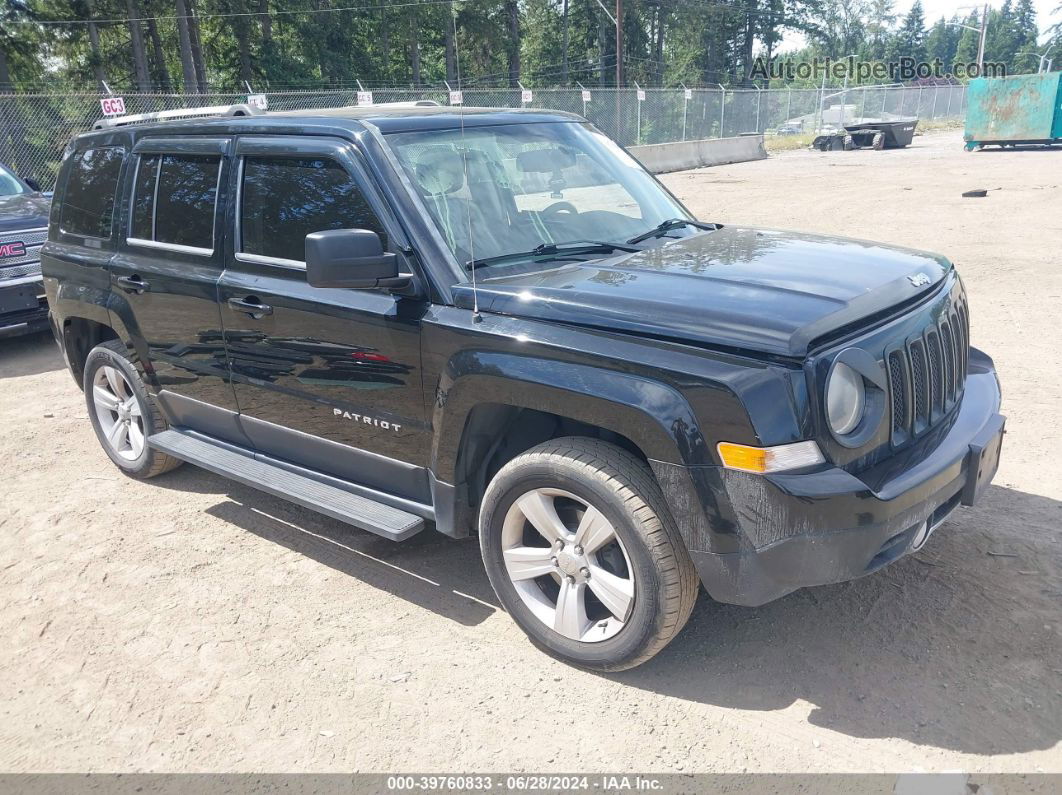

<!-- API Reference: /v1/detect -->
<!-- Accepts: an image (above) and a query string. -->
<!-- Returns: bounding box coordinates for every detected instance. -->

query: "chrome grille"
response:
[0,227,47,280]
[0,261,42,279]
[886,294,970,445]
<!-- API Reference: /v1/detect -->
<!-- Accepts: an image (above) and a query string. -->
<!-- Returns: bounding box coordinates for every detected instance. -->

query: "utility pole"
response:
[949,7,990,77]
[591,0,623,138]
[976,3,988,75]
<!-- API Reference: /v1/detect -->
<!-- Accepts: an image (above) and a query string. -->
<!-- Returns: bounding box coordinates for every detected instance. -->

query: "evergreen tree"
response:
[984,1,1020,67]
[1010,0,1040,72]
[925,15,961,74]
[864,0,896,60]
[953,10,983,71]
[886,0,927,65]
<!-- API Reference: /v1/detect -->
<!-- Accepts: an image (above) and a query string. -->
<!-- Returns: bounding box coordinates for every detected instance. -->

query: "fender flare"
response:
[430,350,711,483]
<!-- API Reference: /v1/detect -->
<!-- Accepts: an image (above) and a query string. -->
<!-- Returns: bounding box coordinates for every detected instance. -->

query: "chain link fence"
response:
[0,83,967,190]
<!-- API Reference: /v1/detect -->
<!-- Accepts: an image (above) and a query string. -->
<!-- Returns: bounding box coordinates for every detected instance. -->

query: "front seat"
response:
[414,146,517,264]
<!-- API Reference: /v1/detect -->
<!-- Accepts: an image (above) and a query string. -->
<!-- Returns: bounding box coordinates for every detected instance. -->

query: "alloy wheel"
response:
[500,488,635,643]
[91,365,146,461]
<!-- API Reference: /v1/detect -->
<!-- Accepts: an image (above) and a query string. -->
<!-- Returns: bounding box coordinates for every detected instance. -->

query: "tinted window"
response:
[156,155,220,248]
[130,154,159,240]
[60,147,124,238]
[130,153,220,250]
[240,156,385,263]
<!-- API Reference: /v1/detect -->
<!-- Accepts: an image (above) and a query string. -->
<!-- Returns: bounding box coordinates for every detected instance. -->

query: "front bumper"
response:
[687,349,1003,606]
[0,275,48,339]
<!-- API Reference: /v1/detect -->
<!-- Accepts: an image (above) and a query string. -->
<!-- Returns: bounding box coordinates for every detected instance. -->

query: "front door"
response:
[109,137,248,445]
[217,136,430,503]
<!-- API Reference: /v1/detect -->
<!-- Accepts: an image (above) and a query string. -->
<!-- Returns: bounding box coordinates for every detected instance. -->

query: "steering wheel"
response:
[540,201,578,218]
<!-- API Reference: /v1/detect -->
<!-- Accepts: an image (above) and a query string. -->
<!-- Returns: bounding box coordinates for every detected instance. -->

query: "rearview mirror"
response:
[516,147,576,174]
[21,176,41,192]
[305,229,409,290]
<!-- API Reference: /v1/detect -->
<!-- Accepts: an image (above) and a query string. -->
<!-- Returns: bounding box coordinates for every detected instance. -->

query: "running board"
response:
[148,429,425,541]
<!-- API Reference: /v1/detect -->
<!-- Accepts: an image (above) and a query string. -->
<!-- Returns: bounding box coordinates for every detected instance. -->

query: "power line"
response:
[1,0,458,26]
[3,0,805,28]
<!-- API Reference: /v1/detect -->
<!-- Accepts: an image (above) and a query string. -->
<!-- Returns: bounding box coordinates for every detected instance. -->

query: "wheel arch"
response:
[60,315,119,388]
[430,350,709,537]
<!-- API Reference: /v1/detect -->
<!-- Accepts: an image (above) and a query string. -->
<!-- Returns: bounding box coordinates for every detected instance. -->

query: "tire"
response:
[872,132,885,151]
[83,339,182,479]
[479,437,699,671]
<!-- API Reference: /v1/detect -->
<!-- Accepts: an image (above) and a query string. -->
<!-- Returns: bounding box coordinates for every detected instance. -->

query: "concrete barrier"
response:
[629,135,767,174]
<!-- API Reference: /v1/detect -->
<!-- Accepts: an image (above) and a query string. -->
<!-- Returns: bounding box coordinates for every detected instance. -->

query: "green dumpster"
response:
[964,72,1062,150]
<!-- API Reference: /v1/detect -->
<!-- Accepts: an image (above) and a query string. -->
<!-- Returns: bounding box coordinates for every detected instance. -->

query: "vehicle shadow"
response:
[152,465,500,628]
[150,463,1060,755]
[0,331,63,378]
[610,483,1062,756]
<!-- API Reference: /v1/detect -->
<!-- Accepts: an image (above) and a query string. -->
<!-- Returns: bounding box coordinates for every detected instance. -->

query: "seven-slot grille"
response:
[886,294,970,444]
[0,227,47,280]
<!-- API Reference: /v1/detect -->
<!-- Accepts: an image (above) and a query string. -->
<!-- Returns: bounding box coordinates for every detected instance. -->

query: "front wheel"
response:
[479,438,699,671]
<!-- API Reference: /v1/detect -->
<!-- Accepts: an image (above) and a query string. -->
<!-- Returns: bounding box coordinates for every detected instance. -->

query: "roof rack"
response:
[92,103,265,130]
[371,100,442,107]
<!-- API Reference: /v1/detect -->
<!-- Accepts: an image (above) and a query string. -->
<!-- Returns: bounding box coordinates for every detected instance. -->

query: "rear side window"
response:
[240,156,385,263]
[130,153,221,251]
[60,147,125,238]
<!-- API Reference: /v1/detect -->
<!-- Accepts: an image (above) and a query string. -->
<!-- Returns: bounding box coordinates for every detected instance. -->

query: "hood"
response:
[0,192,51,234]
[454,226,952,357]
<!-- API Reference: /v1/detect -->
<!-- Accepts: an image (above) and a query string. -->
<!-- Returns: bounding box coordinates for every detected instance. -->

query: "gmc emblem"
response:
[0,241,26,258]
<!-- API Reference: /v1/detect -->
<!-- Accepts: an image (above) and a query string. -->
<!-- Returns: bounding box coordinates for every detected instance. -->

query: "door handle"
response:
[228,296,273,318]
[115,274,150,294]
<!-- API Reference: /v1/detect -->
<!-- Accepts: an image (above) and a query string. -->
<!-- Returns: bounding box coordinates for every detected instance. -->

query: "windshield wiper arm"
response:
[467,240,639,270]
[626,218,721,245]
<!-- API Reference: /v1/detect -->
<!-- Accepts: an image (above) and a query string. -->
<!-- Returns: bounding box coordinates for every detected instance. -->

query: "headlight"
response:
[826,362,865,436]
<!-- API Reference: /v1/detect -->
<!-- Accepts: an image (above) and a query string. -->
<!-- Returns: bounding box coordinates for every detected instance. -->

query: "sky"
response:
[779,0,1061,52]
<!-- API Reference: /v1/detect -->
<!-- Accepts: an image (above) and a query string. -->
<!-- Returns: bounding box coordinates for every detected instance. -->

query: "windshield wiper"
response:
[467,240,639,270]
[626,218,721,245]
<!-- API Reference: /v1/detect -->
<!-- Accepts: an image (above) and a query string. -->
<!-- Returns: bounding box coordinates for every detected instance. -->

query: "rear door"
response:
[217,135,430,503]
[109,136,247,444]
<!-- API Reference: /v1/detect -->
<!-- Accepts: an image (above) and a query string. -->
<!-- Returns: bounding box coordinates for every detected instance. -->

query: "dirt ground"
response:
[1,130,1060,774]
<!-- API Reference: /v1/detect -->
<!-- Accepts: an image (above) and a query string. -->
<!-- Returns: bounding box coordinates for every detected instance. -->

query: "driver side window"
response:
[239,155,386,265]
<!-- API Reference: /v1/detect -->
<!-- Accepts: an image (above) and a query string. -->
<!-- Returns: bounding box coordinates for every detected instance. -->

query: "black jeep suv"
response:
[43,104,1004,670]
[0,161,51,338]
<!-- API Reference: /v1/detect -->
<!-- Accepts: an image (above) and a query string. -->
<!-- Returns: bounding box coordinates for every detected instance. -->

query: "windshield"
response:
[0,163,27,196]
[385,122,691,274]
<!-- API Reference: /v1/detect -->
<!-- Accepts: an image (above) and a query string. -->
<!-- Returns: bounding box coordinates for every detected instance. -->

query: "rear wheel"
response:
[84,340,182,479]
[479,438,699,671]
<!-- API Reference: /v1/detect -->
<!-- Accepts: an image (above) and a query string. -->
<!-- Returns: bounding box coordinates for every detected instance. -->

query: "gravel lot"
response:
[1,130,1060,773]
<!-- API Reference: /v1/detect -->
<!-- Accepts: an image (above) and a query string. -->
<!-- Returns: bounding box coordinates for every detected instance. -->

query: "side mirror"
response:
[21,176,41,192]
[305,229,409,290]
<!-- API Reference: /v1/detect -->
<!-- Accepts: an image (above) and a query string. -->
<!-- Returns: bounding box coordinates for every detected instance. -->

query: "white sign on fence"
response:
[521,89,533,104]
[246,93,268,110]
[356,91,374,106]
[684,88,693,100]
[100,96,126,116]
[581,89,591,103]
[637,89,646,102]
[449,90,463,105]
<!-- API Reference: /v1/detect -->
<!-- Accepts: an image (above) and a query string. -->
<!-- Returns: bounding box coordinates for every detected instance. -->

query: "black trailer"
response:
[844,118,918,149]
